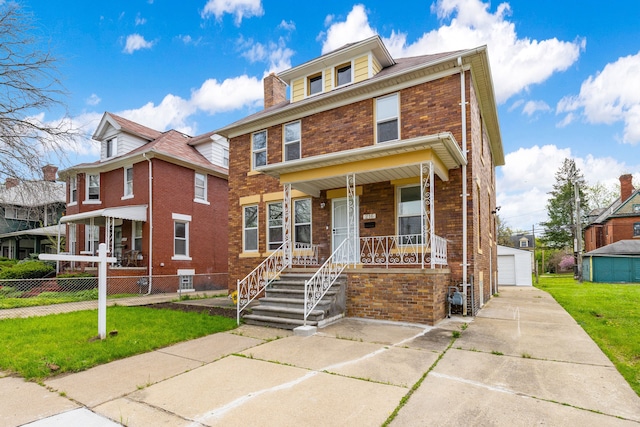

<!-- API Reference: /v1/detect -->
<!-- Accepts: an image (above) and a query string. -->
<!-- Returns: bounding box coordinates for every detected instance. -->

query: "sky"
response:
[16,0,640,233]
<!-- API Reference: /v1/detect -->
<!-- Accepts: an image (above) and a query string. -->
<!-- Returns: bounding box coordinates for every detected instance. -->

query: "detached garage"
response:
[582,240,640,283]
[497,245,533,286]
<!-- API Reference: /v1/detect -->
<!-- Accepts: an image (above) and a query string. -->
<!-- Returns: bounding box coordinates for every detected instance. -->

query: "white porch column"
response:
[105,216,114,254]
[346,173,357,266]
[420,161,434,268]
[283,183,292,267]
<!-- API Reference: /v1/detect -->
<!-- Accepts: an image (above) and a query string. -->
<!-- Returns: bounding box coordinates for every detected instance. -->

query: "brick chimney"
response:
[5,178,19,189]
[42,164,58,182]
[620,174,634,202]
[263,73,287,109]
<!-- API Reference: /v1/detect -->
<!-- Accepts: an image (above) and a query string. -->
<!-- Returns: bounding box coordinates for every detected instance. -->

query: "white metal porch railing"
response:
[303,239,351,326]
[236,243,288,324]
[359,234,448,267]
[291,242,319,266]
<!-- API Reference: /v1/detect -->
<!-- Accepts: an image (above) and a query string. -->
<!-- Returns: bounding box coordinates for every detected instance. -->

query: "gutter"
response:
[143,153,153,294]
[459,56,469,316]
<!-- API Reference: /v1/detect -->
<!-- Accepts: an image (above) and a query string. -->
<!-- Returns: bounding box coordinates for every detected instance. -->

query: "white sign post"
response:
[40,243,117,339]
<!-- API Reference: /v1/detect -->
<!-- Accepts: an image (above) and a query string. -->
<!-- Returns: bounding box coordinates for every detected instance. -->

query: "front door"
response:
[332,197,359,261]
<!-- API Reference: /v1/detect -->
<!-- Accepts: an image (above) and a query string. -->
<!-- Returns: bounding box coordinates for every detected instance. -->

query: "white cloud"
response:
[191,75,263,114]
[179,34,202,45]
[135,14,146,26]
[86,94,101,106]
[278,20,295,32]
[320,4,377,54]
[319,1,584,103]
[123,33,154,54]
[238,37,294,74]
[118,94,196,134]
[522,100,551,116]
[201,0,263,25]
[557,51,640,145]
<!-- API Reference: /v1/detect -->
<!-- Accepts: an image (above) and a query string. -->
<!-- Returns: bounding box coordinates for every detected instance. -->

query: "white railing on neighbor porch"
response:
[236,243,288,324]
[359,234,448,268]
[303,239,351,326]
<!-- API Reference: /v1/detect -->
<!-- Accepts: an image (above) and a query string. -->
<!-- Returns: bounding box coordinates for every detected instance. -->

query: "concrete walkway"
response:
[2,286,639,426]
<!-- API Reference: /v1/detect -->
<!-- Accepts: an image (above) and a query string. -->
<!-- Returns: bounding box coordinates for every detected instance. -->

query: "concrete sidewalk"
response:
[2,286,639,426]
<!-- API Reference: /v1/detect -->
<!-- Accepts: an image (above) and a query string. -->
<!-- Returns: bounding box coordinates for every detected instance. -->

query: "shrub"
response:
[0,261,54,280]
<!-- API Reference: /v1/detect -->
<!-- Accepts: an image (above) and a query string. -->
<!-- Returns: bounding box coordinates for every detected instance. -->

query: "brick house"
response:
[216,36,504,329]
[584,174,640,252]
[0,165,66,259]
[58,113,229,292]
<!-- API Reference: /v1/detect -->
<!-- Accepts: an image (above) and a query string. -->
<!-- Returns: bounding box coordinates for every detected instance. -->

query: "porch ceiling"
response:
[60,205,148,225]
[256,132,466,197]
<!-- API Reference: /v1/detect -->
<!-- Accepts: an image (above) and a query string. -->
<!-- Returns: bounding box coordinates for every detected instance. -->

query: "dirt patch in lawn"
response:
[143,302,236,319]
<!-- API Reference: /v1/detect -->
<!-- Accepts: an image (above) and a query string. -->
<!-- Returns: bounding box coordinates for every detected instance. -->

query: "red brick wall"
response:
[605,217,640,244]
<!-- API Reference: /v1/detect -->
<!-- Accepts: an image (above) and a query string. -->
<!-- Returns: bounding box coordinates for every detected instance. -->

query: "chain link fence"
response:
[0,273,228,319]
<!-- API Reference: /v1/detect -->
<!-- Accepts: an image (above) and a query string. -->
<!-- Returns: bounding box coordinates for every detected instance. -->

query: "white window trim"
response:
[69,176,77,206]
[252,130,268,170]
[243,205,259,253]
[194,172,210,204]
[375,93,400,144]
[172,213,192,260]
[132,221,143,252]
[283,121,301,162]
[396,184,421,244]
[84,173,101,204]
[177,268,195,292]
[122,166,134,200]
[293,198,312,244]
[106,137,117,159]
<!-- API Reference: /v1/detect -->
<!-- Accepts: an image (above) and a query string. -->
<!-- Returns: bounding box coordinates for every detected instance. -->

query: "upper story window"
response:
[634,222,640,237]
[194,172,207,203]
[123,167,133,198]
[335,63,352,87]
[284,121,301,161]
[308,72,322,96]
[86,174,100,201]
[633,204,640,213]
[69,176,77,204]
[106,138,117,158]
[223,148,229,167]
[519,239,529,248]
[4,207,38,221]
[376,93,400,143]
[252,130,267,168]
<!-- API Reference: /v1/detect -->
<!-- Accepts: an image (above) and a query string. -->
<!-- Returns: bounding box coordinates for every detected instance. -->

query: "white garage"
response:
[497,245,533,286]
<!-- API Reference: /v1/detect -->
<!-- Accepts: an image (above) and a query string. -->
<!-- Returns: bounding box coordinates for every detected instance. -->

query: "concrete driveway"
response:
[2,286,639,426]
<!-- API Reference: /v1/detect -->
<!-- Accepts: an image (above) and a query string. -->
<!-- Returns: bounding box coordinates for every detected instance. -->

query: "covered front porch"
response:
[237,133,466,327]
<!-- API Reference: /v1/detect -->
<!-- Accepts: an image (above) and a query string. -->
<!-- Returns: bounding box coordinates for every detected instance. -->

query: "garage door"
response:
[498,255,516,285]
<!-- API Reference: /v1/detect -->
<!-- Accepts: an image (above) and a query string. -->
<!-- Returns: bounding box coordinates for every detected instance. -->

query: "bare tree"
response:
[0,2,75,182]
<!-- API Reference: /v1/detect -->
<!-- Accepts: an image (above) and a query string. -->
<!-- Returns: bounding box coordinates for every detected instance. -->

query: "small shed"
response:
[497,245,533,286]
[582,240,640,283]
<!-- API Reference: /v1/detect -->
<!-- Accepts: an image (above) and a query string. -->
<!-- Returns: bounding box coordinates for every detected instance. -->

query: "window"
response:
[243,205,258,251]
[68,224,76,255]
[284,121,301,161]
[376,93,399,143]
[520,239,529,248]
[86,174,100,201]
[133,221,143,251]
[223,148,229,167]
[106,138,117,158]
[634,223,640,237]
[69,176,77,203]
[85,224,99,254]
[308,73,322,96]
[267,202,283,250]
[124,167,133,198]
[294,199,311,244]
[336,63,352,87]
[633,204,640,213]
[172,214,191,259]
[252,130,267,168]
[194,172,207,202]
[398,186,421,244]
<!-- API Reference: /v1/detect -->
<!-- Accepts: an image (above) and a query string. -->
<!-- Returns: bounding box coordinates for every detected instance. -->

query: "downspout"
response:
[143,153,153,294]
[458,56,469,316]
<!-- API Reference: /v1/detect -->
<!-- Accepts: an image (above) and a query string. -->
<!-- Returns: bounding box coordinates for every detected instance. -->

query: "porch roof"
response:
[255,132,465,197]
[60,205,148,225]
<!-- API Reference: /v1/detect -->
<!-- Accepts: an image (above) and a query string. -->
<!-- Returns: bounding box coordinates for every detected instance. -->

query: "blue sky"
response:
[21,0,640,232]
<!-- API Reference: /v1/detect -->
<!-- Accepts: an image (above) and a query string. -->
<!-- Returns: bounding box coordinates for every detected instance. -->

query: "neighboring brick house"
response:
[58,113,229,292]
[0,165,66,259]
[215,36,504,328]
[584,174,640,252]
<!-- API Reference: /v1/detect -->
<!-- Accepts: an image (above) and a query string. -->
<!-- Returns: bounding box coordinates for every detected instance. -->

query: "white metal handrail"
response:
[303,239,350,325]
[291,242,319,266]
[359,234,448,267]
[236,243,288,324]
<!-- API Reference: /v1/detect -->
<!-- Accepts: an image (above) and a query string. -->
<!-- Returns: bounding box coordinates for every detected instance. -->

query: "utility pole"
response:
[574,179,583,282]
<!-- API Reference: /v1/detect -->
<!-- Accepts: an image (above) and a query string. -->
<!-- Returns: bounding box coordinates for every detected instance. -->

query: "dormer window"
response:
[335,63,352,87]
[308,73,322,96]
[106,138,117,158]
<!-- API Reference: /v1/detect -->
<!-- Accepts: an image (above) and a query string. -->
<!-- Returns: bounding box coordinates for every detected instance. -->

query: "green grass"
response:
[536,274,640,396]
[0,286,140,309]
[0,306,237,380]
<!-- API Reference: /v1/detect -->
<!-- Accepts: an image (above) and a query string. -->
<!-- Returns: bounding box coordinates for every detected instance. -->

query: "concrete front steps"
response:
[242,269,346,330]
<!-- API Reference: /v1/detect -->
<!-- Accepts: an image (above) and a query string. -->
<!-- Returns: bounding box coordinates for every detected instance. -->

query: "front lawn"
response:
[0,306,237,380]
[536,274,640,396]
